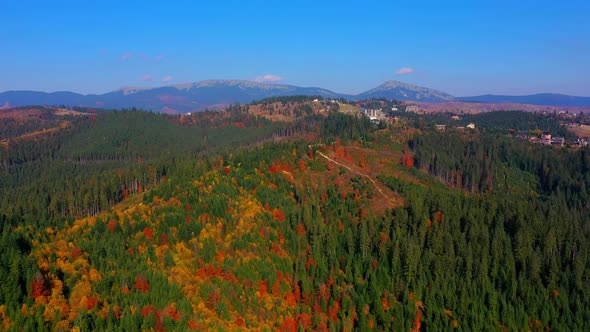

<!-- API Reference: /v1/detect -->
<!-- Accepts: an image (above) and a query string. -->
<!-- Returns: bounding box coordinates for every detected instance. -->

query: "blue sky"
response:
[1,0,589,96]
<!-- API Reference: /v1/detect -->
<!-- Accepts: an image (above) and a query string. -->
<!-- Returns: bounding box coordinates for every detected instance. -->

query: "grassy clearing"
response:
[567,124,590,138]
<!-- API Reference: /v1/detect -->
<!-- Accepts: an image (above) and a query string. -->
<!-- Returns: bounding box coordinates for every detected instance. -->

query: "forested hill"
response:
[0,106,279,220]
[0,103,589,330]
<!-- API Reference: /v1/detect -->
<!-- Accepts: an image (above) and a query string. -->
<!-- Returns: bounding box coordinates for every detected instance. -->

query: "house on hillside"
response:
[551,137,565,147]
[435,124,446,131]
[467,123,476,129]
[541,132,552,145]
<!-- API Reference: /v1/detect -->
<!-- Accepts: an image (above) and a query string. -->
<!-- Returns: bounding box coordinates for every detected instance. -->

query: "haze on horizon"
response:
[1,0,589,97]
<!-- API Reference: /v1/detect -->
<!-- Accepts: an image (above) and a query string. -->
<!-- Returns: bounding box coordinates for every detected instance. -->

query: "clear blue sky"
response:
[1,0,589,96]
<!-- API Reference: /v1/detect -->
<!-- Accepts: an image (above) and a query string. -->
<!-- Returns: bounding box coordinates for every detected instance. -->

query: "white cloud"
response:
[254,74,283,83]
[395,67,415,75]
[140,74,153,82]
[161,75,173,83]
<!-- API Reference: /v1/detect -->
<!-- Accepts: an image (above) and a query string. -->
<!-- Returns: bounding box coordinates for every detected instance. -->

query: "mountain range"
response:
[1,80,589,113]
[456,93,590,107]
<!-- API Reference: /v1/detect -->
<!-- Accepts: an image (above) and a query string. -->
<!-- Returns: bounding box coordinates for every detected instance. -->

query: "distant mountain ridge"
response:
[357,81,454,102]
[1,80,589,112]
[456,93,590,107]
[0,80,348,113]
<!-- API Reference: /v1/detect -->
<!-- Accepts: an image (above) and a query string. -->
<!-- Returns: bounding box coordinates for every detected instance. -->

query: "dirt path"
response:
[317,151,401,209]
[280,170,295,182]
[2,121,70,148]
[16,125,64,140]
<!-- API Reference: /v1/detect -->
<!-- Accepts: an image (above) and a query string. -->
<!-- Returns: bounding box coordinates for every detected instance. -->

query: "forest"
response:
[0,104,589,331]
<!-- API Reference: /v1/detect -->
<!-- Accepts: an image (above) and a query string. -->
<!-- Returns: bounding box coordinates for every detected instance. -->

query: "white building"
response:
[541,132,552,145]
[362,108,384,119]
